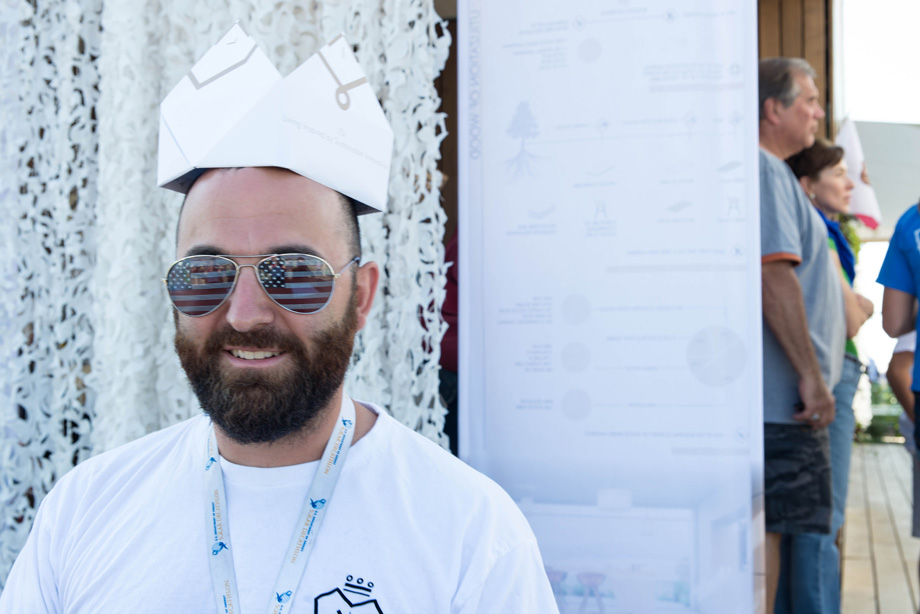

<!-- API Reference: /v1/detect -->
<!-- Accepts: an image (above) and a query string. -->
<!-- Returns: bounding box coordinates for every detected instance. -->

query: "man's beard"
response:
[174,297,357,445]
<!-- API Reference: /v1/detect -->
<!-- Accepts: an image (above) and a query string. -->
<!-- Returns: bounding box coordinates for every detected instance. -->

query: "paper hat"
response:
[157,23,393,214]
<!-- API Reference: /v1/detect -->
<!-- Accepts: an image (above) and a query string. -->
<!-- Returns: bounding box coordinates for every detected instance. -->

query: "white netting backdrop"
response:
[0,0,102,588]
[0,0,450,587]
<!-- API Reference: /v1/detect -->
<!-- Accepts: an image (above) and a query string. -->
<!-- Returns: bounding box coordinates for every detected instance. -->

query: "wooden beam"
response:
[434,0,456,19]
[802,0,828,136]
[781,0,804,58]
[759,0,782,58]
[826,0,838,136]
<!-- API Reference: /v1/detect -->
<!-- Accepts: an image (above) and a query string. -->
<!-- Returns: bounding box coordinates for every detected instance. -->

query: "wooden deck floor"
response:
[844,443,920,614]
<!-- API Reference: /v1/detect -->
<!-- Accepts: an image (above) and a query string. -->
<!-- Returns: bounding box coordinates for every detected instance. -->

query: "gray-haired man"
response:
[758,57,845,613]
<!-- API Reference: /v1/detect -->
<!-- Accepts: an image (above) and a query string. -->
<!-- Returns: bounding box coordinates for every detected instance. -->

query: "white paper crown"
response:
[157,23,393,214]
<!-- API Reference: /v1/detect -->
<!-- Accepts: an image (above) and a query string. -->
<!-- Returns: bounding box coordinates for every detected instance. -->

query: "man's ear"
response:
[353,261,379,331]
[762,98,784,126]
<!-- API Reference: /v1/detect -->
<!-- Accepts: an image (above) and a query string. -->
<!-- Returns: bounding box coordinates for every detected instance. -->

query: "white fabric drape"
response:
[0,0,449,587]
[0,0,102,585]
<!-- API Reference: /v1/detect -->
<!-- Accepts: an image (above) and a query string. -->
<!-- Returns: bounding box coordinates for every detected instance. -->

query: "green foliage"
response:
[871,380,900,407]
[839,215,862,261]
[855,414,901,443]
[858,380,909,442]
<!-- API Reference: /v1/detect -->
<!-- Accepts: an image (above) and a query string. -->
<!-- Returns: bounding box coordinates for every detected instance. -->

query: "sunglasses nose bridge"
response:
[235,263,259,274]
[231,262,264,292]
[222,261,277,330]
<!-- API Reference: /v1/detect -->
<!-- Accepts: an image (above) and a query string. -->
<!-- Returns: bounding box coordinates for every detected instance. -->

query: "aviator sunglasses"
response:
[164,253,358,317]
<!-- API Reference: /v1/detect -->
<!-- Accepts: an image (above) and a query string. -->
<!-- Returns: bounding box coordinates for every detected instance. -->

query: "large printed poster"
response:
[458,1,762,612]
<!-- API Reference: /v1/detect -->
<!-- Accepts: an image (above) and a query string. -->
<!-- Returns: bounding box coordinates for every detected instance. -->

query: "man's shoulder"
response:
[353,403,542,580]
[759,148,800,193]
[758,148,812,217]
[758,148,785,174]
[894,204,920,235]
[368,406,504,484]
[359,404,530,520]
[84,415,205,465]
[50,416,207,501]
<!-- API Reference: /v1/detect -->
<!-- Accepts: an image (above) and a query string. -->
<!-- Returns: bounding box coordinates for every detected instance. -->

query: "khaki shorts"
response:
[764,423,833,534]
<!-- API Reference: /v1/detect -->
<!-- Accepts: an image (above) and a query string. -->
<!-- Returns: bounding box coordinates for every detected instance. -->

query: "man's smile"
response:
[224,348,287,367]
[228,349,281,360]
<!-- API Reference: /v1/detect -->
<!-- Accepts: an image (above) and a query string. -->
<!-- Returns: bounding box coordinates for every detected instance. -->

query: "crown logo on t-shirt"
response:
[314,575,383,613]
[342,575,374,598]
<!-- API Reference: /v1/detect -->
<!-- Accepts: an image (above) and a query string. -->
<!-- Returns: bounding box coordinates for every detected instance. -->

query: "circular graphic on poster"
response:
[561,343,591,373]
[685,326,746,387]
[561,389,591,420]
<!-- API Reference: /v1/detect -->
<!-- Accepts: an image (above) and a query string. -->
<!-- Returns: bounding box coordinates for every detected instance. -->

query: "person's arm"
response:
[882,287,918,338]
[762,260,836,427]
[829,249,873,338]
[888,350,915,422]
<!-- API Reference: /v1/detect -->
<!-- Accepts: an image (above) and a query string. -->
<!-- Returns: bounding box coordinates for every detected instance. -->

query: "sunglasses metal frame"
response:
[163,253,359,317]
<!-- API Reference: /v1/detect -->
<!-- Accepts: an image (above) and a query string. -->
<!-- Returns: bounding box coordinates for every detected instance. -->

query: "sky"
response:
[842,0,920,125]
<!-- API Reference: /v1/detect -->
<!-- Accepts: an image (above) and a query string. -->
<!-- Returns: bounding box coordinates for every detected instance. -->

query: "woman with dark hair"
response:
[778,139,874,614]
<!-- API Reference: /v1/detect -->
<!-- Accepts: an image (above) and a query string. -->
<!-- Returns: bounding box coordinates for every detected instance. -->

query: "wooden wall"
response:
[758,0,834,137]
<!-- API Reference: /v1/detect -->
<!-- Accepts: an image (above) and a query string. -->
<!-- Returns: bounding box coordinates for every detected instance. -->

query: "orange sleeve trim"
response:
[761,252,802,265]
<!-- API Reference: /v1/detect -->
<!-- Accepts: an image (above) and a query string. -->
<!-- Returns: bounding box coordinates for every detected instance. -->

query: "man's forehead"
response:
[187,167,322,202]
[182,168,343,219]
[176,167,349,252]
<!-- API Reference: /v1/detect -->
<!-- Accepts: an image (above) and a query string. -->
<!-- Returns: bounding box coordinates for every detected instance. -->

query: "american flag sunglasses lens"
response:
[166,255,336,316]
[166,256,236,316]
[257,255,336,314]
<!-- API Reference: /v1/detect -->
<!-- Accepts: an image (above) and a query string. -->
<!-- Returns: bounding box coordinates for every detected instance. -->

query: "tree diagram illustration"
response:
[506,101,540,179]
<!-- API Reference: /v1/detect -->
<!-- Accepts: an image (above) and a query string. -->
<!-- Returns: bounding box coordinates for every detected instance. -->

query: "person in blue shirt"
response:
[878,201,920,601]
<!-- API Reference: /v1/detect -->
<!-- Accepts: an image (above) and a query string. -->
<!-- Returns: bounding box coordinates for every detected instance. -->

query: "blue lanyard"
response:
[205,396,356,614]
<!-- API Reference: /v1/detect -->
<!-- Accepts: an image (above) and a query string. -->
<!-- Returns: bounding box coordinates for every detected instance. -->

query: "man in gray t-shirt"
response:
[760,151,845,422]
[758,58,845,613]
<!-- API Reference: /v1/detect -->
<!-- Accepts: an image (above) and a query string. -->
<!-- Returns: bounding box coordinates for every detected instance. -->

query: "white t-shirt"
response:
[894,332,917,456]
[894,330,917,354]
[0,402,558,613]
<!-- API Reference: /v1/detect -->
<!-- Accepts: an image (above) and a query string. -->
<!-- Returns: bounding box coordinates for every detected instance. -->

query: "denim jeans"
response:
[774,355,861,614]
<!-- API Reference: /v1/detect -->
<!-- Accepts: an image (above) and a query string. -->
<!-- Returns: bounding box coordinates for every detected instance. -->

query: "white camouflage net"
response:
[0,0,449,587]
[0,0,102,588]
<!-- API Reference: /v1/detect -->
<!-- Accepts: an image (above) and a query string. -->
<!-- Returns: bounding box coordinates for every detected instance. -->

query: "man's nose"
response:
[224,265,275,332]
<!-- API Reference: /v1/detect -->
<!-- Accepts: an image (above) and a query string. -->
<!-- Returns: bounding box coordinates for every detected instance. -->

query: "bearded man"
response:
[0,29,557,614]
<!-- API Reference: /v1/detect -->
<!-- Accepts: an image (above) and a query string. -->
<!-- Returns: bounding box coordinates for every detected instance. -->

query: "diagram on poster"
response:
[459,1,761,612]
